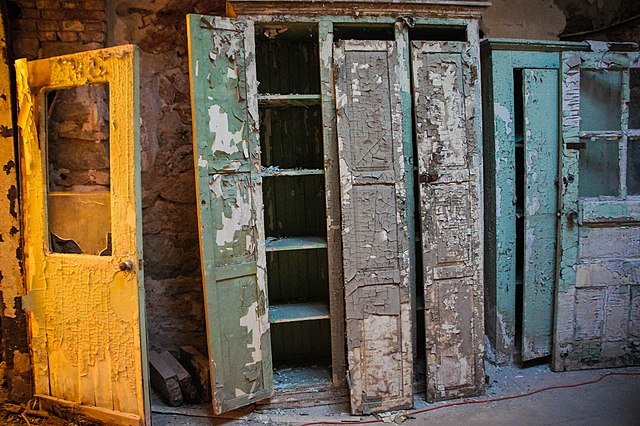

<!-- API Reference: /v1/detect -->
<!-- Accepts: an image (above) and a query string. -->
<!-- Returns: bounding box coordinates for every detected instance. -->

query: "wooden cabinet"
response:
[188,2,487,415]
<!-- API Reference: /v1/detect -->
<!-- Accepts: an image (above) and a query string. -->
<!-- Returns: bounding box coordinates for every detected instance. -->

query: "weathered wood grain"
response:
[335,40,413,415]
[411,40,483,401]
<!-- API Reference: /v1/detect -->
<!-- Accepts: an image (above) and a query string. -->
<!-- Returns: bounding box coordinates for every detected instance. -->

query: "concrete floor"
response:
[153,363,640,425]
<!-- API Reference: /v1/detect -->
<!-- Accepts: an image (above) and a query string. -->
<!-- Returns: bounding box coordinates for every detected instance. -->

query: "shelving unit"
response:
[255,24,334,381]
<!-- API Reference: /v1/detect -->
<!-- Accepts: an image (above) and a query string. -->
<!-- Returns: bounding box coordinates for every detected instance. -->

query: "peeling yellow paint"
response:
[0,13,24,321]
[16,46,149,424]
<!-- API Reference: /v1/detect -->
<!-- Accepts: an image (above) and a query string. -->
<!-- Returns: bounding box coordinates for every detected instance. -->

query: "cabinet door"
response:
[521,69,558,361]
[555,50,640,371]
[334,40,413,415]
[187,14,273,414]
[16,46,150,425]
[411,41,484,401]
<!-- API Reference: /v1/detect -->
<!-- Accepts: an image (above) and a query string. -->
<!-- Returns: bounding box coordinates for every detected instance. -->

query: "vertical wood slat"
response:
[187,14,272,414]
[521,69,558,360]
[335,40,413,415]
[412,40,484,401]
[0,7,32,402]
[319,19,346,387]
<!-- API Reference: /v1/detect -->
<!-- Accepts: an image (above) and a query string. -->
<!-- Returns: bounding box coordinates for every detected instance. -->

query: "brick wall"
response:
[9,0,106,60]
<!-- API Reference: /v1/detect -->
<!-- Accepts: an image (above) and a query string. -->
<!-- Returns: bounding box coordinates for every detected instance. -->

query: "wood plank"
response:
[335,39,413,415]
[269,302,330,323]
[159,351,198,402]
[319,20,347,388]
[37,395,142,426]
[148,351,183,407]
[265,236,327,252]
[179,346,211,403]
[521,68,558,361]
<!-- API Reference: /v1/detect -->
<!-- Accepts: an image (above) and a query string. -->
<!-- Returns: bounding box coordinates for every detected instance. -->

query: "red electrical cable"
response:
[299,371,640,426]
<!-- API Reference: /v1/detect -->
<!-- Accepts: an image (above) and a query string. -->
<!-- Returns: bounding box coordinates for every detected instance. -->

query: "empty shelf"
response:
[261,167,324,177]
[269,302,330,323]
[265,236,327,252]
[258,94,321,107]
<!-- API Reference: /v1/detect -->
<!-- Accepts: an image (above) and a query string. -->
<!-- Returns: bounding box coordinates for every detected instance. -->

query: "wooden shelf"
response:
[266,236,327,252]
[258,94,321,107]
[261,167,324,177]
[269,302,330,324]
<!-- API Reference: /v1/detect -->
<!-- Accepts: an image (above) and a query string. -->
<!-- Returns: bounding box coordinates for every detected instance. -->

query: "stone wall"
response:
[109,0,225,355]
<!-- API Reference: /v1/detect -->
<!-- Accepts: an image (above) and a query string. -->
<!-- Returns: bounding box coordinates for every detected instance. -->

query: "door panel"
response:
[521,69,558,360]
[334,40,413,415]
[16,46,149,424]
[187,14,273,414]
[555,50,640,370]
[411,41,484,401]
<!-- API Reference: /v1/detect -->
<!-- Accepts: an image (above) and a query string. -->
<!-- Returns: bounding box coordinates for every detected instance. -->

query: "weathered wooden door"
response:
[334,40,413,414]
[16,46,150,425]
[555,50,640,370]
[411,41,484,401]
[521,69,559,360]
[187,14,273,414]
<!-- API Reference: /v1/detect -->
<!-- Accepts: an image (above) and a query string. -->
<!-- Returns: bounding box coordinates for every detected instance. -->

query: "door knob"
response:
[119,260,134,271]
[565,210,578,223]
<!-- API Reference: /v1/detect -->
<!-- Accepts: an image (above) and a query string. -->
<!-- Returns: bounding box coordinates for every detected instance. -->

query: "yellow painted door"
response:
[16,46,150,426]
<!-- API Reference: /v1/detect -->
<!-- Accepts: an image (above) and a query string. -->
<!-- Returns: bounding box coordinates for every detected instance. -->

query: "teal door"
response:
[521,69,559,360]
[555,49,640,370]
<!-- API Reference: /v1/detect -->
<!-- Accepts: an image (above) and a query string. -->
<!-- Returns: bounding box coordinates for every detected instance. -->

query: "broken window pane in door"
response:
[578,139,619,197]
[579,70,622,131]
[45,84,112,255]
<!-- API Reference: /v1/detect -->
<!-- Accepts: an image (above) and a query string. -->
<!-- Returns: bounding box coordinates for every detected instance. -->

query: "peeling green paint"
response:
[187,14,273,415]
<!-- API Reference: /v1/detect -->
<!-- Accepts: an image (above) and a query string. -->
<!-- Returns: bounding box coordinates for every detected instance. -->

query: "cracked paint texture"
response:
[15,45,149,424]
[0,10,32,403]
[555,49,640,371]
[334,40,413,415]
[412,39,484,401]
[187,15,272,415]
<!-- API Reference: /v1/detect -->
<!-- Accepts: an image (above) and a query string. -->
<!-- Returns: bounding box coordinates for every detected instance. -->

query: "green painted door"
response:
[187,14,273,413]
[555,50,640,370]
[521,69,558,360]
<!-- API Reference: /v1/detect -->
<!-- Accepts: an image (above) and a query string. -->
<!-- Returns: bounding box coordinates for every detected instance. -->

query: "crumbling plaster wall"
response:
[481,0,640,42]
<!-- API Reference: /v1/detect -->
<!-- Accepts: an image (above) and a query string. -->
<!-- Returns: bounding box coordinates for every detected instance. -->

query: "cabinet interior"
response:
[255,23,333,389]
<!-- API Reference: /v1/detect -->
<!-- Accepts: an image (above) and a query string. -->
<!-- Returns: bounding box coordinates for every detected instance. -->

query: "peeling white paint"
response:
[238,301,262,365]
[208,104,243,155]
[495,102,512,136]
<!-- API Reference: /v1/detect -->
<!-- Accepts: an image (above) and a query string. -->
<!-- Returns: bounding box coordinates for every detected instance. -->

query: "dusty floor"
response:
[153,362,640,425]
